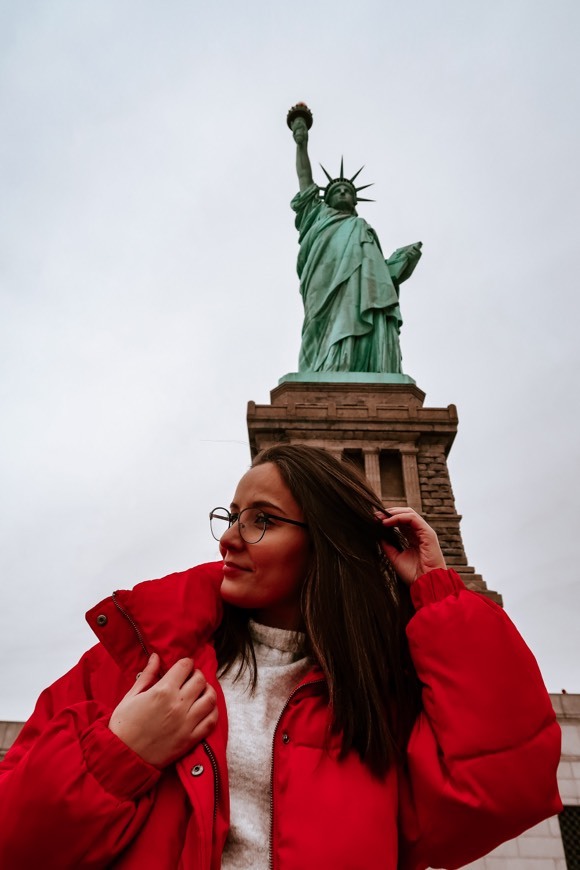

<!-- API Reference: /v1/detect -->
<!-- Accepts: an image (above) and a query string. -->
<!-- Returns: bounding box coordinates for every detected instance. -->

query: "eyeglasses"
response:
[209,507,308,544]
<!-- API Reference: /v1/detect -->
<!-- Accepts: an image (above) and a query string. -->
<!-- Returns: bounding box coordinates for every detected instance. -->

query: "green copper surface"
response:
[289,107,422,375]
[278,372,417,385]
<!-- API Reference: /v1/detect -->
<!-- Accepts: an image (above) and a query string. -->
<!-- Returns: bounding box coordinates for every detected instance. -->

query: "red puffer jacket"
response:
[0,563,562,870]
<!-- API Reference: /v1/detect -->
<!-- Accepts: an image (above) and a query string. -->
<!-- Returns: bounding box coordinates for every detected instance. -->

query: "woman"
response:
[0,445,562,869]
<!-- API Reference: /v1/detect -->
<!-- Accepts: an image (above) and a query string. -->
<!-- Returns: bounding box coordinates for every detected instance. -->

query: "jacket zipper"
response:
[111,593,220,825]
[111,592,150,659]
[203,740,220,823]
[269,679,325,870]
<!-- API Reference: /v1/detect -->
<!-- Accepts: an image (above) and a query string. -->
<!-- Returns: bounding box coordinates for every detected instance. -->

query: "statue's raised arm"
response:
[287,103,314,192]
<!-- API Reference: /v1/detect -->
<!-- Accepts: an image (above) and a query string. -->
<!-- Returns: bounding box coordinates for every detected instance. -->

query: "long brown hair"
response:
[214,444,422,777]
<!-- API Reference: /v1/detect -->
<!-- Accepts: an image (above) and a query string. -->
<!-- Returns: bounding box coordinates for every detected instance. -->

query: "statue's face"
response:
[328,183,356,213]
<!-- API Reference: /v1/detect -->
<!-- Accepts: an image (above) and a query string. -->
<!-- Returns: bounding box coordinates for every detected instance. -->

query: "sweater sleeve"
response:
[0,649,161,869]
[398,569,562,870]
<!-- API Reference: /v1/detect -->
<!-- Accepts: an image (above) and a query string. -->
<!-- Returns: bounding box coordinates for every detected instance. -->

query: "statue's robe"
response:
[292,183,404,373]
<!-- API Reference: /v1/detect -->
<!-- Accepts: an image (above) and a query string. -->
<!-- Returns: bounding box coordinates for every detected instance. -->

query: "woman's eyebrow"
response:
[229,500,283,512]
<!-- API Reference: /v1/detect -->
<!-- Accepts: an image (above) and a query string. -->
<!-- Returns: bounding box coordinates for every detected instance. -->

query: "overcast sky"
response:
[1,0,579,721]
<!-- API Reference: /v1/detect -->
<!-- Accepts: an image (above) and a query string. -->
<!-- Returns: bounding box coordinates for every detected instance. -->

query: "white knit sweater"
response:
[219,621,311,870]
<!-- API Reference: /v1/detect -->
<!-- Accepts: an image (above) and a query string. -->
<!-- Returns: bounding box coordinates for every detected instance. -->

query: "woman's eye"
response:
[255,512,272,527]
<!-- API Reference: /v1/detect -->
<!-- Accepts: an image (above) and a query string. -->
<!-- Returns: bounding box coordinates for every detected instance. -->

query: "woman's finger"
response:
[163,657,196,690]
[190,705,219,746]
[128,652,160,697]
[382,507,426,524]
[180,670,209,705]
[187,684,217,723]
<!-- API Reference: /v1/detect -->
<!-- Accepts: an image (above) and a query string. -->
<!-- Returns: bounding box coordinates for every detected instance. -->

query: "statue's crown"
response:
[320,158,374,204]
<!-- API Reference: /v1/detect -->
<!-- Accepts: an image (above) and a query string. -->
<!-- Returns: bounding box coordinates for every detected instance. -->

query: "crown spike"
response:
[356,197,375,202]
[350,165,365,184]
[340,156,344,179]
[319,163,333,183]
[355,182,374,193]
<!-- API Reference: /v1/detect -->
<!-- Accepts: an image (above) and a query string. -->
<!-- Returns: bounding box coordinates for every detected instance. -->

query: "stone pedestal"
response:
[247,380,500,603]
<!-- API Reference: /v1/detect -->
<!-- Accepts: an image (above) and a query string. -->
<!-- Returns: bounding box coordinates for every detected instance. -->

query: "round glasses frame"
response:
[209,506,308,544]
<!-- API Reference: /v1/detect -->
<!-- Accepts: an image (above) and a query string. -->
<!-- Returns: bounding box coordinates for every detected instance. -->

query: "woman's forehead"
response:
[232,463,282,497]
[231,463,298,510]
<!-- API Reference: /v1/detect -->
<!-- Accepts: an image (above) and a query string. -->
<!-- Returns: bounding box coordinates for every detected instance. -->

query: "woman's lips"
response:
[223,562,251,578]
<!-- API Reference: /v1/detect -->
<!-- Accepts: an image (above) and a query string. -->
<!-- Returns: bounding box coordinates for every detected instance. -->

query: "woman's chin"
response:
[220,577,253,609]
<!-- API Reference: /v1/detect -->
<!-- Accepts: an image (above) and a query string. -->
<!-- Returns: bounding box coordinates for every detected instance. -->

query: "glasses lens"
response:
[238,507,266,544]
[210,508,230,542]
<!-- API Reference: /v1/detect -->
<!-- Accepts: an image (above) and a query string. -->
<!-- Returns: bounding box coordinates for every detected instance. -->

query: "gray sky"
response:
[1,0,579,720]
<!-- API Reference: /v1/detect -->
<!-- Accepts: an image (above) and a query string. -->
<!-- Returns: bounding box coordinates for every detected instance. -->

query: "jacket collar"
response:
[86,561,224,677]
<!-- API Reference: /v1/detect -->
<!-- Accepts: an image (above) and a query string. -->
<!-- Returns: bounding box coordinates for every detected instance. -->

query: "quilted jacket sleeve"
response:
[0,648,161,869]
[398,569,562,870]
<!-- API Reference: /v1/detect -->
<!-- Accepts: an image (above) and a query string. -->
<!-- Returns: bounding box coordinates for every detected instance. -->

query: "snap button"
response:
[96,614,108,626]
[191,764,204,776]
[282,733,290,744]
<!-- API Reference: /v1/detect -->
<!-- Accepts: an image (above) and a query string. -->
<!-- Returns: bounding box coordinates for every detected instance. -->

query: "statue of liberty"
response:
[288,103,422,374]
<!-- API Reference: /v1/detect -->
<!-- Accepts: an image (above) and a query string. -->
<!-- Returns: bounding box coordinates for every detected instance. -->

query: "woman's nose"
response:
[220,520,243,548]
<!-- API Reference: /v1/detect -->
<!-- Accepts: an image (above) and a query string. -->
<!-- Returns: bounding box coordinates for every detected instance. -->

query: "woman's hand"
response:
[108,653,218,767]
[376,507,446,586]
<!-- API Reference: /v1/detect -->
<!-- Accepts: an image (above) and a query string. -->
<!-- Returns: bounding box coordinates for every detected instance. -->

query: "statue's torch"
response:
[286,102,313,131]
